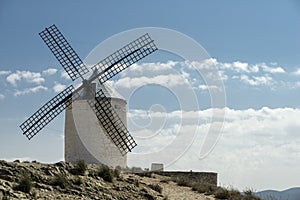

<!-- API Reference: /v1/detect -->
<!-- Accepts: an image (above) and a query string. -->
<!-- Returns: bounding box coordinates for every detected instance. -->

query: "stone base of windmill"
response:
[64,98,127,168]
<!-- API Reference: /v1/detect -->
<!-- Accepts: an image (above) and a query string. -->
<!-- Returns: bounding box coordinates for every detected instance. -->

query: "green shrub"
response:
[160,179,170,183]
[192,183,209,193]
[131,166,143,173]
[14,172,32,193]
[149,184,163,194]
[52,173,69,189]
[227,188,242,199]
[97,165,113,182]
[115,165,122,172]
[2,191,10,200]
[72,160,87,175]
[113,168,120,178]
[134,178,140,187]
[243,189,261,200]
[137,172,153,178]
[73,177,83,186]
[214,187,230,199]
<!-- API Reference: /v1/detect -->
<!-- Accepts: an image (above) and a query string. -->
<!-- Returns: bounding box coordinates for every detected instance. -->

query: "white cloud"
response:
[190,58,218,70]
[6,70,45,86]
[0,70,11,76]
[61,70,71,80]
[109,60,295,92]
[291,81,300,88]
[42,68,58,76]
[250,64,259,73]
[14,85,47,96]
[240,74,273,86]
[114,74,188,89]
[218,70,228,81]
[130,61,177,72]
[128,107,300,190]
[53,82,66,93]
[217,60,254,73]
[118,61,179,78]
[0,94,5,100]
[293,68,300,75]
[22,71,44,84]
[232,61,249,72]
[213,59,286,74]
[198,84,220,91]
[6,73,21,86]
[261,64,285,73]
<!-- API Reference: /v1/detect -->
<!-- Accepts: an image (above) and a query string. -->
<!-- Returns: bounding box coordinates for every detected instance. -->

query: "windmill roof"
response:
[96,83,125,100]
[86,69,125,101]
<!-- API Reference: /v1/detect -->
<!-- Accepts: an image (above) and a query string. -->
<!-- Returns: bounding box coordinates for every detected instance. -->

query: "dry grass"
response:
[171,176,261,200]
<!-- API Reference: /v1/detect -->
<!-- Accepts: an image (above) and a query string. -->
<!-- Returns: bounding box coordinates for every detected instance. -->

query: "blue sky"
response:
[0,0,300,191]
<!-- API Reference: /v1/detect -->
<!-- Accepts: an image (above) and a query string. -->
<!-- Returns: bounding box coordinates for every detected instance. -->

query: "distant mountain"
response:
[257,187,300,200]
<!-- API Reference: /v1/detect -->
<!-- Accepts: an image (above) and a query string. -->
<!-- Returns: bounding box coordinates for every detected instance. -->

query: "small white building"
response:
[151,163,164,172]
[64,81,127,168]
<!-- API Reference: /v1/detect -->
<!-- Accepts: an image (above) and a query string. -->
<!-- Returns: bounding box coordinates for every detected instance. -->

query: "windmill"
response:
[19,24,157,166]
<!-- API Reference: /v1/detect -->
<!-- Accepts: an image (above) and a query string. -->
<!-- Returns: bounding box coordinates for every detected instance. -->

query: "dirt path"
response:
[161,181,215,200]
[126,174,215,200]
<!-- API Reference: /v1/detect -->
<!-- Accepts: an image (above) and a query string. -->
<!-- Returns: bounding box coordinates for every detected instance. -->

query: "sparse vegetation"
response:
[149,184,163,194]
[71,160,87,175]
[160,178,170,183]
[115,165,122,172]
[191,183,216,194]
[214,187,230,199]
[134,178,140,187]
[171,176,261,200]
[131,166,143,173]
[97,165,113,182]
[73,176,83,186]
[52,173,69,189]
[243,189,261,200]
[14,172,32,193]
[2,192,10,200]
[113,168,120,178]
[136,172,153,178]
[0,160,265,200]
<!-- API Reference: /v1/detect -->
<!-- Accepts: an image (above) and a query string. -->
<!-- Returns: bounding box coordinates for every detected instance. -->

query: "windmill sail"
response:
[20,86,79,140]
[39,24,89,81]
[86,34,157,154]
[92,33,157,83]
[87,89,137,155]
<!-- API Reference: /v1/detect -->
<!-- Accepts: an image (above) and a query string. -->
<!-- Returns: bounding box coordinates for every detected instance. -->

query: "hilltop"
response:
[0,160,262,200]
[0,160,216,200]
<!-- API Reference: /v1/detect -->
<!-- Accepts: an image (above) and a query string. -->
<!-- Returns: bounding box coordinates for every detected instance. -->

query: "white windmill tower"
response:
[19,24,157,167]
[65,80,128,167]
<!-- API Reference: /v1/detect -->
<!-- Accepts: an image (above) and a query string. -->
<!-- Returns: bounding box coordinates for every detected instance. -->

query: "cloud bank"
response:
[128,107,300,190]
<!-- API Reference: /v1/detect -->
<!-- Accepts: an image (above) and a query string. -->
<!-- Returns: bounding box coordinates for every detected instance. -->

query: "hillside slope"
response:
[0,160,215,200]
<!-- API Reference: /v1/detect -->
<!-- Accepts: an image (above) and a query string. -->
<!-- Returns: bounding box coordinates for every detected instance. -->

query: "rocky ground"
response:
[0,160,215,200]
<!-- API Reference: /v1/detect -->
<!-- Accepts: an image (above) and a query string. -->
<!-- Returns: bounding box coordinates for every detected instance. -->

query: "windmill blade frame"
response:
[20,85,80,140]
[39,24,89,81]
[87,88,137,155]
[81,34,157,154]
[92,33,157,84]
